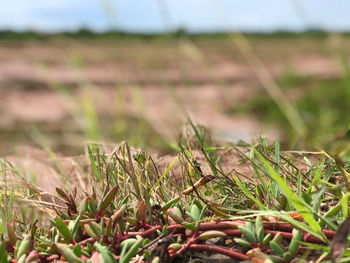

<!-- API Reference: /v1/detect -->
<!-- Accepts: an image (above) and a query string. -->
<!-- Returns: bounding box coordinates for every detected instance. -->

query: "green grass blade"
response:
[274,141,280,174]
[254,148,323,235]
[232,175,266,210]
[149,155,178,194]
[87,144,101,182]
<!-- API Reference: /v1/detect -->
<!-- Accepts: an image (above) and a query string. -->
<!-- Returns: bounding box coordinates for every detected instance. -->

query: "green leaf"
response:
[274,141,280,174]
[78,197,89,216]
[254,149,324,237]
[307,158,324,194]
[272,232,283,244]
[238,225,256,243]
[84,223,100,240]
[232,175,266,210]
[87,199,96,215]
[182,222,196,231]
[56,243,84,263]
[327,203,342,218]
[120,238,143,263]
[56,188,70,202]
[199,230,227,240]
[0,240,8,262]
[167,208,184,224]
[234,238,252,248]
[188,118,205,147]
[270,240,284,256]
[190,203,200,221]
[17,255,26,263]
[97,185,119,214]
[105,218,113,237]
[341,193,350,220]
[149,155,178,194]
[288,229,301,255]
[16,234,31,260]
[87,145,101,182]
[283,251,292,262]
[71,215,81,237]
[203,146,225,154]
[199,205,208,221]
[94,243,117,263]
[256,227,264,245]
[73,245,82,257]
[161,197,180,211]
[263,233,272,246]
[56,218,73,243]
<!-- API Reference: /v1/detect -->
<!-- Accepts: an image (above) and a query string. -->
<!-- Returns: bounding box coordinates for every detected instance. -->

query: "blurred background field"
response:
[1,32,349,156]
[0,1,349,157]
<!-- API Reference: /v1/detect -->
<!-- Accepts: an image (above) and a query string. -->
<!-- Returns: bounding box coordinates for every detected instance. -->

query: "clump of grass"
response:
[1,123,350,262]
[239,61,350,155]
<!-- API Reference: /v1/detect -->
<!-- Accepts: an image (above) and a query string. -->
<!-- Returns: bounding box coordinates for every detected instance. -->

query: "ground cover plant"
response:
[1,121,350,263]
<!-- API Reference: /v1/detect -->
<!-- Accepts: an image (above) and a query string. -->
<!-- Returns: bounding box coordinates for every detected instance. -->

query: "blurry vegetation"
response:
[1,30,349,156]
[0,29,349,42]
[239,60,350,155]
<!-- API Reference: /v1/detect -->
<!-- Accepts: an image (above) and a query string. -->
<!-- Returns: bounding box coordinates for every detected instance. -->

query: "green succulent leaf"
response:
[56,218,73,243]
[120,238,143,263]
[16,234,31,260]
[234,238,252,248]
[56,243,84,263]
[238,225,256,243]
[288,229,302,255]
[94,243,117,263]
[270,240,284,256]
[97,185,119,214]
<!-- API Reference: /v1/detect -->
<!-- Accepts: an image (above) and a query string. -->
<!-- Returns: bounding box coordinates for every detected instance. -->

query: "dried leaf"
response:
[330,216,350,263]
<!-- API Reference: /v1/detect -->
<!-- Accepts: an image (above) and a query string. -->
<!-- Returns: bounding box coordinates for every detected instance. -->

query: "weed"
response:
[1,123,350,262]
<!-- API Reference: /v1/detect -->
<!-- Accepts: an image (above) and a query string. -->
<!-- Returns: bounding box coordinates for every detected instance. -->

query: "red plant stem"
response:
[197,221,245,230]
[323,229,336,239]
[189,244,249,261]
[264,223,294,232]
[78,237,95,246]
[303,233,328,244]
[127,224,185,237]
[127,221,243,237]
[265,230,293,239]
[222,229,244,237]
[173,233,199,258]
[264,223,336,239]
[46,255,59,262]
[127,225,162,237]
[79,218,335,246]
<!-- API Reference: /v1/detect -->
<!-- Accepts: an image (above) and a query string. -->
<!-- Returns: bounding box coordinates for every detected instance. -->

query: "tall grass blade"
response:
[87,145,101,182]
[254,148,323,235]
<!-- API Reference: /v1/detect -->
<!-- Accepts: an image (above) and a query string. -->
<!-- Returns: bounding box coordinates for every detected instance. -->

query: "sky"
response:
[0,0,349,33]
